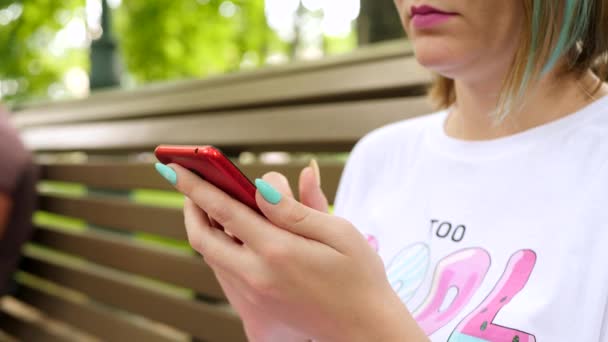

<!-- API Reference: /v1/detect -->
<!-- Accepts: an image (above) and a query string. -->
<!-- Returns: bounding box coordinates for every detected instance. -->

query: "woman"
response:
[0,106,36,296]
[155,0,608,340]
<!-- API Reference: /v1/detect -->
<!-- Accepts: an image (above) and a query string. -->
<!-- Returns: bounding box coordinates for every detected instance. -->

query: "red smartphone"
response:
[154,145,260,214]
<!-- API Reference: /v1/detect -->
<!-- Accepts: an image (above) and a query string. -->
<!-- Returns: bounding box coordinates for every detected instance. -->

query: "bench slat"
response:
[20,97,432,152]
[0,310,68,342]
[39,194,187,240]
[31,226,225,299]
[13,285,172,342]
[14,42,428,128]
[19,255,246,341]
[40,162,345,203]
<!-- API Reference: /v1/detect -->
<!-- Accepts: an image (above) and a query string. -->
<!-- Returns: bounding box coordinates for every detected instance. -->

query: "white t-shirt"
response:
[334,95,608,341]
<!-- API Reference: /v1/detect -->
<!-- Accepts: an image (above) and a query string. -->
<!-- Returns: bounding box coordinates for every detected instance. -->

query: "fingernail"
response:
[155,163,177,186]
[255,178,282,205]
[309,159,321,187]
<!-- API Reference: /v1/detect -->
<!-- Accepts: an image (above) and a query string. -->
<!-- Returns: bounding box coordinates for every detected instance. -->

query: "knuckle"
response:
[283,203,309,226]
[260,242,290,262]
[181,180,197,199]
[333,216,354,232]
[244,273,276,298]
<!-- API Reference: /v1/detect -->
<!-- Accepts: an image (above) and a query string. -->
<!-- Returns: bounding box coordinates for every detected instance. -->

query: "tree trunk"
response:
[90,0,120,89]
[357,0,405,45]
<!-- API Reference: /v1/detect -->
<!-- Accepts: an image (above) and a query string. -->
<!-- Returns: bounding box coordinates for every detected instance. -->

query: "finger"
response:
[183,197,211,252]
[184,197,238,254]
[208,215,221,229]
[262,172,294,199]
[299,165,329,213]
[184,197,225,236]
[254,178,350,249]
[184,194,255,267]
[159,163,287,251]
[198,221,257,272]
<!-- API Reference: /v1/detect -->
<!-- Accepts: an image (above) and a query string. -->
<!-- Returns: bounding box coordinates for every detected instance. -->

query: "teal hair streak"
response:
[502,0,592,122]
[543,0,592,74]
[519,0,592,99]
[519,0,544,101]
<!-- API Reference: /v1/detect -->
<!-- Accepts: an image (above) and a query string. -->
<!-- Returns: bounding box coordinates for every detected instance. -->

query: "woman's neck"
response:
[445,70,608,141]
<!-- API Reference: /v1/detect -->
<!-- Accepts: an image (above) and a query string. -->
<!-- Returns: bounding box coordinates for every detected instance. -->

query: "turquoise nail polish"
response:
[155,163,177,186]
[255,179,282,205]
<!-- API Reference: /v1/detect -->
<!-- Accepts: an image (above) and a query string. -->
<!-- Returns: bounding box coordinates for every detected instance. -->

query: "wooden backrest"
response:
[0,39,432,341]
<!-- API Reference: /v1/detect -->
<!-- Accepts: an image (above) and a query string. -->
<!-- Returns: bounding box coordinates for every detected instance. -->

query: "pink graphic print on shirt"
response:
[448,249,537,342]
[369,232,536,340]
[365,234,379,252]
[413,248,491,335]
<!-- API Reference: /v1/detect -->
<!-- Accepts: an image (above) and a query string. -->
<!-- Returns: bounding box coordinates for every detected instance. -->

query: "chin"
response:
[411,38,471,79]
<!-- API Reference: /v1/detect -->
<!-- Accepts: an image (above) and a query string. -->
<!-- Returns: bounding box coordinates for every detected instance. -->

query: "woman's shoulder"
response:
[0,109,30,172]
[0,110,27,150]
[573,95,608,152]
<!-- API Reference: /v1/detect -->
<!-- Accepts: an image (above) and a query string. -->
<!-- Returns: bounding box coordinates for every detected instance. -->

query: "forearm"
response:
[380,300,429,342]
[247,332,313,342]
[339,295,429,342]
[375,313,429,342]
[239,316,309,341]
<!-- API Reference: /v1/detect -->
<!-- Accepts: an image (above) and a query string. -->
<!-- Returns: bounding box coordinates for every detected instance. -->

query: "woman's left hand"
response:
[166,164,426,342]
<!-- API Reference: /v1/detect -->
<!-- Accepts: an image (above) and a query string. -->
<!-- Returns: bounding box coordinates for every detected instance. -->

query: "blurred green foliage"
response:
[113,0,283,83]
[0,0,88,103]
[1,0,358,105]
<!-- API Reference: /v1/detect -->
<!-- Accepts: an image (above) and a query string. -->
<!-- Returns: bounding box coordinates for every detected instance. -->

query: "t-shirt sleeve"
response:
[333,146,362,218]
[596,161,608,342]
[599,296,608,341]
[333,134,377,219]
[332,155,357,218]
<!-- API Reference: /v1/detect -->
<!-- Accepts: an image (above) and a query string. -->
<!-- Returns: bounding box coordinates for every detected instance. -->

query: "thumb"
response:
[299,160,329,213]
[254,178,350,247]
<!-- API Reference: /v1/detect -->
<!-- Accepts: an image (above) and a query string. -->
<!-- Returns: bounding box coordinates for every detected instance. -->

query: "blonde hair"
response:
[429,0,608,122]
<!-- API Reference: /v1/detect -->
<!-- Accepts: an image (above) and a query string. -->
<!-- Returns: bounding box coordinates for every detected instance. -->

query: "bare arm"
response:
[0,193,12,239]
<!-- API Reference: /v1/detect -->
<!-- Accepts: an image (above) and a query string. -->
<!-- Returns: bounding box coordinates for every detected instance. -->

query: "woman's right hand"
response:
[200,162,328,341]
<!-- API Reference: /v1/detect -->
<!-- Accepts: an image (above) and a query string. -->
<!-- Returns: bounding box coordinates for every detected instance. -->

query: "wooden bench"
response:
[1,39,432,341]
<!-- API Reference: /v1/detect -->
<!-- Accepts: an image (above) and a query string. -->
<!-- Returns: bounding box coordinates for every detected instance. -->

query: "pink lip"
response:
[410,5,457,29]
